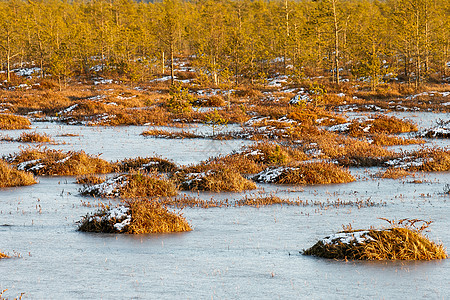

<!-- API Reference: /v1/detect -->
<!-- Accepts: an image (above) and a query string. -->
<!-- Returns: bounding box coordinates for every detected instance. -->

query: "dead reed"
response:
[0,159,36,187]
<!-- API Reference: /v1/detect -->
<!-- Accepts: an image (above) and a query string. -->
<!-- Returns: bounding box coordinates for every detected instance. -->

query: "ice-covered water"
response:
[0,116,449,299]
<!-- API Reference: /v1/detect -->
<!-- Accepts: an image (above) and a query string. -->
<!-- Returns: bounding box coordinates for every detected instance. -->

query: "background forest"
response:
[0,0,449,88]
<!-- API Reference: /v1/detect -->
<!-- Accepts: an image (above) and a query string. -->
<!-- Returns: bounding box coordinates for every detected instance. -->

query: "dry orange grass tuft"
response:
[17,131,55,143]
[348,115,418,137]
[78,200,192,234]
[120,171,178,198]
[0,251,8,259]
[0,114,31,130]
[376,167,412,179]
[116,157,178,173]
[370,133,424,146]
[254,162,355,185]
[280,163,355,185]
[76,174,106,185]
[0,159,36,187]
[304,219,447,260]
[127,200,192,234]
[141,129,201,139]
[288,106,348,127]
[177,167,257,192]
[7,148,113,176]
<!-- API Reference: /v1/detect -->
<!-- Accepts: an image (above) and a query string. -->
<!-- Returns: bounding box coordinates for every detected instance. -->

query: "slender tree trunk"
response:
[170,42,174,85]
[162,50,165,74]
[331,0,340,85]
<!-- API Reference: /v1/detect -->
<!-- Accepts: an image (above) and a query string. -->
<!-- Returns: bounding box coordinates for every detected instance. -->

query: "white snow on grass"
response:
[321,231,374,245]
[81,175,128,197]
[253,167,296,183]
[327,122,351,132]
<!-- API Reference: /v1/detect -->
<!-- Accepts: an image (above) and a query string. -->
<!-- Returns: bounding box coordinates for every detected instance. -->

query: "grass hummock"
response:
[0,114,31,130]
[0,251,7,259]
[80,171,178,198]
[5,148,113,176]
[0,159,36,187]
[17,131,55,143]
[78,200,192,234]
[253,162,355,185]
[175,167,257,192]
[304,219,447,260]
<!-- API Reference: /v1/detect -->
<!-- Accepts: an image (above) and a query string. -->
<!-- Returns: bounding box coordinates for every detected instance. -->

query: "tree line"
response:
[1,0,449,88]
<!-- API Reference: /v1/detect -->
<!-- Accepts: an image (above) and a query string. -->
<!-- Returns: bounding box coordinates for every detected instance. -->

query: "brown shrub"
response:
[0,159,36,187]
[0,114,31,130]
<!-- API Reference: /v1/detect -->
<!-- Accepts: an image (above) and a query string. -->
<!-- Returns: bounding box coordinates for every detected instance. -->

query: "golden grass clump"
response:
[376,167,412,179]
[370,133,424,146]
[80,172,178,198]
[120,171,178,198]
[177,167,257,192]
[76,174,105,185]
[0,251,8,259]
[141,129,201,139]
[17,131,55,143]
[254,162,355,185]
[348,115,418,137]
[235,195,301,207]
[0,159,36,187]
[304,219,447,260]
[410,148,450,172]
[7,148,113,175]
[116,156,178,173]
[0,114,31,130]
[127,200,192,234]
[78,201,192,234]
[244,142,308,166]
[287,106,348,127]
